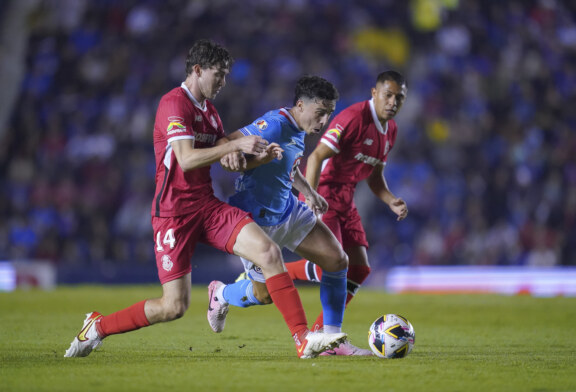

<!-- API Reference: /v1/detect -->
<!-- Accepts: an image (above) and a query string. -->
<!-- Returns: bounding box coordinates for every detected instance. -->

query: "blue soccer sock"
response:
[222,279,263,308]
[320,269,348,329]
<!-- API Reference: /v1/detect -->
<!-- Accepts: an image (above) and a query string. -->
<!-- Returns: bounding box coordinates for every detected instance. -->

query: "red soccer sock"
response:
[286,259,322,282]
[97,300,150,338]
[311,265,371,331]
[265,272,308,338]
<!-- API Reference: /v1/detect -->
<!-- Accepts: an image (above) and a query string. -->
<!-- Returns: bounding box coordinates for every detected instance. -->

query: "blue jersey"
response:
[229,108,305,226]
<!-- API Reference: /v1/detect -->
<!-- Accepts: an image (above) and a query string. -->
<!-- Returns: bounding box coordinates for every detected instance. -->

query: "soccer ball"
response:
[368,314,415,358]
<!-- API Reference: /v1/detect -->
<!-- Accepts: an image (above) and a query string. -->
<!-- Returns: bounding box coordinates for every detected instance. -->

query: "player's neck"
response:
[288,107,303,130]
[184,78,207,107]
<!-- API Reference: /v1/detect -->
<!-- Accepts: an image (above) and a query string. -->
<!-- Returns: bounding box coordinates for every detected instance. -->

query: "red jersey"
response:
[151,83,225,217]
[318,99,398,187]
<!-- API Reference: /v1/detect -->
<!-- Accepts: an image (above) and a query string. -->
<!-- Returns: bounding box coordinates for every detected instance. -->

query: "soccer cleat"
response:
[235,272,248,282]
[207,280,229,333]
[319,339,374,356]
[64,312,103,357]
[296,331,347,359]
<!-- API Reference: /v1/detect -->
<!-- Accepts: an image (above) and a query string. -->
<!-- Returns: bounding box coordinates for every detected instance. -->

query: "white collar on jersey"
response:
[369,98,389,135]
[279,108,300,129]
[180,82,207,112]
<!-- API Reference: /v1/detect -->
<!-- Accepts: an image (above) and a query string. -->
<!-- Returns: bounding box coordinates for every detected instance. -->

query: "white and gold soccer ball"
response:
[368,314,415,358]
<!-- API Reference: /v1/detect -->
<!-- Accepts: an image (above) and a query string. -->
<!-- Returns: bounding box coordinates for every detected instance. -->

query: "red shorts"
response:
[151,196,252,284]
[300,183,369,249]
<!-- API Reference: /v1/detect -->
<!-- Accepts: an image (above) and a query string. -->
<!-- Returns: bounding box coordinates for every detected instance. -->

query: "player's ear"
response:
[193,64,202,77]
[297,99,305,112]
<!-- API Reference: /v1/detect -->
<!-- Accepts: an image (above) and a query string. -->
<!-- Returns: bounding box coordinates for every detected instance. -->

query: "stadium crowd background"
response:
[1,0,575,284]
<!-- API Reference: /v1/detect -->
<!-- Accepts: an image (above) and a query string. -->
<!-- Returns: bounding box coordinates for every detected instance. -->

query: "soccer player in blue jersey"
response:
[207,75,372,355]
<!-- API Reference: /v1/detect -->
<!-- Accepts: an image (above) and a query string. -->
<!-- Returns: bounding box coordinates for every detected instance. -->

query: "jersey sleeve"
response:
[158,95,195,145]
[320,111,357,153]
[239,115,282,141]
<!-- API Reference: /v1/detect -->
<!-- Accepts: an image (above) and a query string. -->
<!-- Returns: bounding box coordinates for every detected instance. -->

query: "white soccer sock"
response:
[324,325,342,334]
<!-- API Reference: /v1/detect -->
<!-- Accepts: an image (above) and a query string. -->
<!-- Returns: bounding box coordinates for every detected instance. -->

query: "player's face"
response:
[297,98,336,135]
[371,80,407,122]
[198,65,229,100]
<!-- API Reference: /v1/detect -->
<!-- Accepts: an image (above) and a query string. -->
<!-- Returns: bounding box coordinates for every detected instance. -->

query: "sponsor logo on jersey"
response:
[363,138,373,145]
[256,120,268,131]
[162,255,173,271]
[167,116,186,135]
[354,152,382,166]
[195,133,217,144]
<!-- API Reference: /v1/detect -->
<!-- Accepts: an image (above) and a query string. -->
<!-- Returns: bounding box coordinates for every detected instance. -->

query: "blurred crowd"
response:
[1,0,575,283]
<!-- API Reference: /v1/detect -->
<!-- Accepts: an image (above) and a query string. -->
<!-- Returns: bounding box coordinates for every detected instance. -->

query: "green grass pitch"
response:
[1,284,575,392]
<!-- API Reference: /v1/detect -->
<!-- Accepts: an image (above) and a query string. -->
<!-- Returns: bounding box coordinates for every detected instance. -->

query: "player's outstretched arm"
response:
[367,165,408,221]
[220,130,283,171]
[293,168,328,216]
[305,143,337,190]
[171,135,268,172]
[220,144,283,172]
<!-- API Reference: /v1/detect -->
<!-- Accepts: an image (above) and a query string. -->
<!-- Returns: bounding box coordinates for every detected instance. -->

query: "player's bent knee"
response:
[255,292,273,304]
[162,299,188,321]
[322,250,349,272]
[255,241,283,273]
[252,281,273,304]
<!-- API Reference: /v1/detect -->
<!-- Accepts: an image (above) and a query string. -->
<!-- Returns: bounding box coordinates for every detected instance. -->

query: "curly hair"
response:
[293,75,339,105]
[185,39,234,76]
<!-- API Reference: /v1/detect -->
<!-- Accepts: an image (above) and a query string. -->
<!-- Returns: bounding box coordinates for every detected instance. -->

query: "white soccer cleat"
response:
[207,280,229,333]
[319,339,374,356]
[296,331,347,359]
[64,312,103,357]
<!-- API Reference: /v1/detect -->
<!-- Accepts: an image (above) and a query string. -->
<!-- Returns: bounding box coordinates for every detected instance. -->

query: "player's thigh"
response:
[344,245,369,267]
[295,220,348,272]
[152,215,198,285]
[233,222,283,273]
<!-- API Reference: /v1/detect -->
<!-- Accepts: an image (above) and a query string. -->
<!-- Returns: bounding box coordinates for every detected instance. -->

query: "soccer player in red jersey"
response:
[64,40,346,359]
[286,71,409,342]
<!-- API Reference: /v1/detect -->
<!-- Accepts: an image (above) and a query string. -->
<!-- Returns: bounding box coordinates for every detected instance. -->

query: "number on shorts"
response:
[156,228,176,251]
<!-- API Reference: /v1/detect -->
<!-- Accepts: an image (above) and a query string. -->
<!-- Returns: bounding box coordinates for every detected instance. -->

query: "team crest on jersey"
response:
[210,115,218,128]
[167,116,186,135]
[256,120,268,131]
[161,255,173,271]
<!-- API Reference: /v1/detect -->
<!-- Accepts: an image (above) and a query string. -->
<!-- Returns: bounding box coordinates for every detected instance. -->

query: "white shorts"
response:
[242,200,316,283]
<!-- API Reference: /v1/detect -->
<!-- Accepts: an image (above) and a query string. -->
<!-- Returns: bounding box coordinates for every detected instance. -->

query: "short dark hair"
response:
[376,70,407,88]
[185,39,234,76]
[293,75,339,106]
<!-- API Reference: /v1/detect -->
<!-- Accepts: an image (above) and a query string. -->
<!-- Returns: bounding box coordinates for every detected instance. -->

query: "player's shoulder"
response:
[159,87,190,108]
[340,100,369,116]
[331,100,367,130]
[255,109,286,129]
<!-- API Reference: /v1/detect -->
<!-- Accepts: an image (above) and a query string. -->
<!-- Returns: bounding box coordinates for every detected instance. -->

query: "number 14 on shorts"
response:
[156,228,176,251]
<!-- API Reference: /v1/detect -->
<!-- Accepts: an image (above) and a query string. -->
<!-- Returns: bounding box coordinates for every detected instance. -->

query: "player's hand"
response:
[305,191,328,217]
[235,135,268,155]
[389,198,408,221]
[259,143,283,163]
[220,151,246,172]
